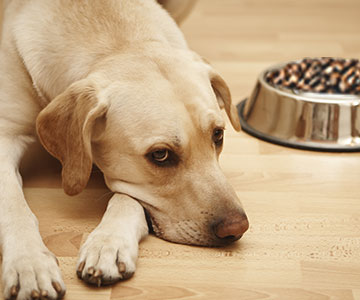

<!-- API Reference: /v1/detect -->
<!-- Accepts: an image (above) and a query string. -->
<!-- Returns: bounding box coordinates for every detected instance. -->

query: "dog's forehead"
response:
[102,55,225,150]
[105,96,222,155]
[199,108,225,131]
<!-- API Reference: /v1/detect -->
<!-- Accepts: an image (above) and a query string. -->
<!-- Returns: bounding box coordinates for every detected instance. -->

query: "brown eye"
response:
[213,128,224,147]
[146,148,180,167]
[151,149,169,163]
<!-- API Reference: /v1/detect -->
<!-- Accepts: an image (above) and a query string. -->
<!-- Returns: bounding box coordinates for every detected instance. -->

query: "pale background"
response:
[1,0,360,299]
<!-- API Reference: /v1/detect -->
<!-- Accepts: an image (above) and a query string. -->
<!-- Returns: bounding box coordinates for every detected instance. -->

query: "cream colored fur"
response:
[0,1,246,299]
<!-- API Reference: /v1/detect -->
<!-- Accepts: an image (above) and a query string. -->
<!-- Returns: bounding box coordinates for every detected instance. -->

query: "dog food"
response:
[265,57,360,95]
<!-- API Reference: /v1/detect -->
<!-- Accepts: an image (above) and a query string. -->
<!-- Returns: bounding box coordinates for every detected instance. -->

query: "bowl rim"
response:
[237,99,360,152]
[261,61,360,105]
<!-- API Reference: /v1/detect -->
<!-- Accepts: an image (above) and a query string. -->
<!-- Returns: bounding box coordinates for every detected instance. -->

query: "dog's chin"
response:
[154,232,242,248]
[143,209,241,247]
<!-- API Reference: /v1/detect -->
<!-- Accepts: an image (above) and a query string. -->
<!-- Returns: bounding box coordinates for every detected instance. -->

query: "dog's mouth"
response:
[142,206,243,247]
[133,196,247,247]
[143,208,155,234]
[142,207,166,238]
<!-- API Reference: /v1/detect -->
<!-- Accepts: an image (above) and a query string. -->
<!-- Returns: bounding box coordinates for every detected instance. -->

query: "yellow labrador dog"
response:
[0,0,249,299]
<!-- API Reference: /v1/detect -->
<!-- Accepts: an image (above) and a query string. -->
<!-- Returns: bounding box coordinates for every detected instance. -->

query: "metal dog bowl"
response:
[237,62,360,152]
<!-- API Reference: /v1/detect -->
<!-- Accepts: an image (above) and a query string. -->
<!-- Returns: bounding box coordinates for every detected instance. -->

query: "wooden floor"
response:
[1,0,360,299]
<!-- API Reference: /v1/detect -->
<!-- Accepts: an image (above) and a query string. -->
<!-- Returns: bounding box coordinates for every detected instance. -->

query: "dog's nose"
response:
[214,213,249,242]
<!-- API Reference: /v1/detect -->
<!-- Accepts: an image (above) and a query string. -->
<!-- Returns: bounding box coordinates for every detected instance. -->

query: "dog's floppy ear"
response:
[36,79,108,196]
[209,71,241,131]
[191,52,241,131]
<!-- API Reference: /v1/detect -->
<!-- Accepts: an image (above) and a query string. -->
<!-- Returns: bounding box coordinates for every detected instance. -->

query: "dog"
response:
[0,0,249,299]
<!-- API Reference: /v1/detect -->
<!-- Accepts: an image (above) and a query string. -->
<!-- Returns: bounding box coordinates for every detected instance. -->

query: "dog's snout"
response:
[213,213,249,242]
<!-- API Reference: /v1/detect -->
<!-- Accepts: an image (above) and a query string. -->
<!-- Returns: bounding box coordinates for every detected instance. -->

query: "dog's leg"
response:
[76,194,148,286]
[0,137,66,300]
[0,40,65,298]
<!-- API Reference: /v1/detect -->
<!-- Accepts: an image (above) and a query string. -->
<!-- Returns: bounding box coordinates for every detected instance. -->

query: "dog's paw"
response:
[1,248,65,300]
[76,232,138,286]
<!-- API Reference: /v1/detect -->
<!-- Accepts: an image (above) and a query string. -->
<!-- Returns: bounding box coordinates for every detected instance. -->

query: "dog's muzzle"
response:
[144,206,249,246]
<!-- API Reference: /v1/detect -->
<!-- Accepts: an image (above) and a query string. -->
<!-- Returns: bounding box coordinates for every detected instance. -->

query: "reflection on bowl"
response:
[237,62,360,152]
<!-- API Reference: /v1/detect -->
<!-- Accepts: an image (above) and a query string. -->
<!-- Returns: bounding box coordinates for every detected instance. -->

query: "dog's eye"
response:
[213,128,224,147]
[151,149,169,163]
[147,148,179,167]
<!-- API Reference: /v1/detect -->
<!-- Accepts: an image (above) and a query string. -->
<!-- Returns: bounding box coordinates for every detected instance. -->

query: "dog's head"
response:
[36,49,248,246]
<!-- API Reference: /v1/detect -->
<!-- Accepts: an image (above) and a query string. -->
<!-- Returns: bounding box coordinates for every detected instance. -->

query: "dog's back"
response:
[3,0,187,106]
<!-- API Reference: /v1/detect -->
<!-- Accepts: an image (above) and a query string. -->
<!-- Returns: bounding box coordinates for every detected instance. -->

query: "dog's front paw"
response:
[76,232,138,286]
[2,248,65,300]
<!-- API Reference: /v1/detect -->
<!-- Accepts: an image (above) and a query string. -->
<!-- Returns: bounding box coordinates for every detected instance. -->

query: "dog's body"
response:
[0,1,248,299]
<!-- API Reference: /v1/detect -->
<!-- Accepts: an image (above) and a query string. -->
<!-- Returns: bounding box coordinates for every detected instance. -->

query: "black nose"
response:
[213,213,249,242]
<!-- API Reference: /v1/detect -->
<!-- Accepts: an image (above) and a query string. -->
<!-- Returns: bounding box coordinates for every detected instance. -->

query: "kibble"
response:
[265,57,360,95]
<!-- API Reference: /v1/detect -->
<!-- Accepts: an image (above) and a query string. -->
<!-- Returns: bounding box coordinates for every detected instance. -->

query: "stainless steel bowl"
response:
[237,63,360,151]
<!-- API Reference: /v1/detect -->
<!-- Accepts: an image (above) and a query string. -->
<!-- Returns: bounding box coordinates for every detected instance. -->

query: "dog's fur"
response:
[0,0,248,299]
